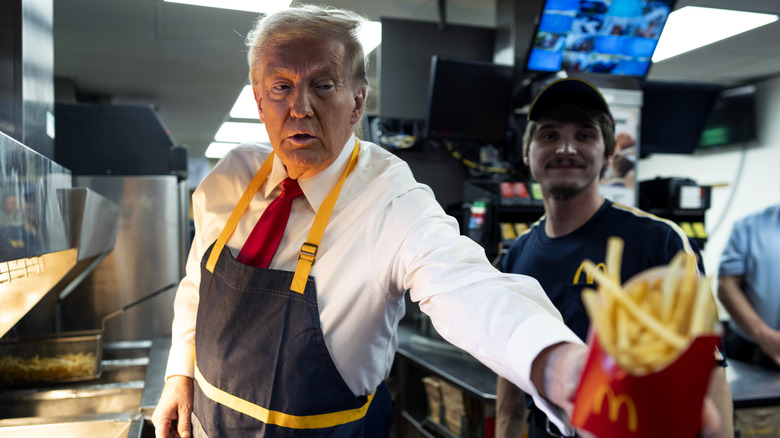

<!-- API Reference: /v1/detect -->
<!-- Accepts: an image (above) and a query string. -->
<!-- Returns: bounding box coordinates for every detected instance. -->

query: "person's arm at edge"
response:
[707,366,733,438]
[718,274,780,365]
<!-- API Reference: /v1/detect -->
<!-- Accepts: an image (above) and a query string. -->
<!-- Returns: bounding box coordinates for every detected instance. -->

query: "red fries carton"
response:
[572,333,721,438]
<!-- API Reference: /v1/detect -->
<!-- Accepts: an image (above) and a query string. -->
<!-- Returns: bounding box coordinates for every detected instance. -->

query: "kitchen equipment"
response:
[59,175,187,342]
[52,103,189,342]
[1,133,121,339]
[0,282,176,387]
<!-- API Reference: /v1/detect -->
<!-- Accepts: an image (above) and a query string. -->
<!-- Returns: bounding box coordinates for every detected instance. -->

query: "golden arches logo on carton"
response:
[573,261,607,284]
[592,384,638,432]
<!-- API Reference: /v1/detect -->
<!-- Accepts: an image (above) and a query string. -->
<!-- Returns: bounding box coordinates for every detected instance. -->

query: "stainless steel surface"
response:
[139,337,170,416]
[19,0,55,158]
[0,382,143,419]
[0,131,74,339]
[0,412,138,438]
[0,342,149,418]
[0,330,103,387]
[726,359,780,408]
[127,417,155,438]
[0,0,54,158]
[58,187,120,269]
[0,249,78,338]
[2,184,120,338]
[0,131,70,262]
[396,322,497,400]
[0,342,150,437]
[60,176,182,342]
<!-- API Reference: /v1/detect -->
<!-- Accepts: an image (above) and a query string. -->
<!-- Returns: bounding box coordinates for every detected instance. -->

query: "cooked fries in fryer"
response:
[0,352,97,385]
[581,237,718,374]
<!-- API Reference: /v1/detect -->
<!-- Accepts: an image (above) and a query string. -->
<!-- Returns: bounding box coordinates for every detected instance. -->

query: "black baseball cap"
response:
[527,78,612,125]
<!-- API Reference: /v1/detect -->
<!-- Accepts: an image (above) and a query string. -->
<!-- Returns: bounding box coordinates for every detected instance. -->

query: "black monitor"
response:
[379,18,495,121]
[639,81,723,157]
[525,0,676,78]
[698,85,758,150]
[424,56,515,145]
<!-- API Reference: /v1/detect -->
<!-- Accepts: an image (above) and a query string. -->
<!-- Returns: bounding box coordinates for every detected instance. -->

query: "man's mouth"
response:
[292,133,315,140]
[547,159,585,169]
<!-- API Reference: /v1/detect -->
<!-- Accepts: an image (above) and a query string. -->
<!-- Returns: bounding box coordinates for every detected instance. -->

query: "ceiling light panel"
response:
[653,6,778,62]
[215,121,270,144]
[164,0,292,14]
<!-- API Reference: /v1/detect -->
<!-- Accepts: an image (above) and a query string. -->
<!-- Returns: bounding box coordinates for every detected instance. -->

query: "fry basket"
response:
[0,330,103,387]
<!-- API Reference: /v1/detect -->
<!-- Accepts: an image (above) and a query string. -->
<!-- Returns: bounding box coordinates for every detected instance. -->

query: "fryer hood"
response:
[0,132,119,339]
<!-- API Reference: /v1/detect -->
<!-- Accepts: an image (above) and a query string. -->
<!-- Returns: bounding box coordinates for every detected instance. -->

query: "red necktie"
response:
[237,177,304,268]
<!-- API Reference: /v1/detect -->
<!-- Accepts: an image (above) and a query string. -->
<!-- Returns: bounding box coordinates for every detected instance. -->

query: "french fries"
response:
[581,237,718,374]
[0,352,97,385]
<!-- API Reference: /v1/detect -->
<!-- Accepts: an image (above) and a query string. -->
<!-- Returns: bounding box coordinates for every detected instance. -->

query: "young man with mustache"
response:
[496,78,733,438]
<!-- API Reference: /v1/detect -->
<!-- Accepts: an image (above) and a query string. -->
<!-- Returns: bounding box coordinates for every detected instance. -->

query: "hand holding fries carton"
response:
[571,238,722,438]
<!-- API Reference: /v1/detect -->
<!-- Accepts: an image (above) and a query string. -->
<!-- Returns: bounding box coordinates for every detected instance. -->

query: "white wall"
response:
[637,75,780,312]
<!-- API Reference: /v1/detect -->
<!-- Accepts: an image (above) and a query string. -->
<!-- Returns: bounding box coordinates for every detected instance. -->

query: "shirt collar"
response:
[266,133,357,212]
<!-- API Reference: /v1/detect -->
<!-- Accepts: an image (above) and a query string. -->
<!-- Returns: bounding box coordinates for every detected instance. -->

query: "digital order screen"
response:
[526,0,676,77]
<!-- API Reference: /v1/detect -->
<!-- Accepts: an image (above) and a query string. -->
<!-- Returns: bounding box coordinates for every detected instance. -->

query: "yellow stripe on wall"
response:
[194,364,374,429]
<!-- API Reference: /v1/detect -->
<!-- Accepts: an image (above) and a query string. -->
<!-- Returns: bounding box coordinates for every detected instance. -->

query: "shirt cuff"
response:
[164,341,195,380]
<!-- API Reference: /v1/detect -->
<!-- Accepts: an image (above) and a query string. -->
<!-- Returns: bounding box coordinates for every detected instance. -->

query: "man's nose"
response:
[290,88,314,118]
[555,139,577,155]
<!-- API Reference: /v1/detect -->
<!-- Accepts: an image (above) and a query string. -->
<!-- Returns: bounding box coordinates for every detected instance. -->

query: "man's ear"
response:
[523,142,530,166]
[252,84,265,123]
[350,86,367,125]
[599,153,615,179]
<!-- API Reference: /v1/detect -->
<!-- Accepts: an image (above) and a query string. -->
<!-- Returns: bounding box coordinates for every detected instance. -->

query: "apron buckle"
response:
[299,242,319,262]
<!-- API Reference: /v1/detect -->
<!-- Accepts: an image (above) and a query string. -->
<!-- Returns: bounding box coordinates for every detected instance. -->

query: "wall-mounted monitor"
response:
[525,0,676,78]
[379,18,495,121]
[698,85,758,150]
[424,56,515,145]
[639,81,723,157]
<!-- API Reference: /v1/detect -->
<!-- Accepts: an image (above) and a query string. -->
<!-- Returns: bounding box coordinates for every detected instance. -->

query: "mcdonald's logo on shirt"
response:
[593,384,638,432]
[573,261,607,285]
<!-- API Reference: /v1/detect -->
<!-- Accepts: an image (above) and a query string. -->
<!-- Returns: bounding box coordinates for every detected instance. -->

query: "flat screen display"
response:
[639,81,723,157]
[698,85,758,149]
[526,0,676,77]
[424,56,515,145]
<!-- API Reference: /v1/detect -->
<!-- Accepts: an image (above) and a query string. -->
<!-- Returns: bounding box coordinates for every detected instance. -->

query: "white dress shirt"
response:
[166,134,582,428]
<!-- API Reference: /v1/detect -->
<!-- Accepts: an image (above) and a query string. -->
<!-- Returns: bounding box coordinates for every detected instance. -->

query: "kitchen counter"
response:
[127,336,170,438]
[396,322,496,400]
[726,358,780,408]
[393,322,497,437]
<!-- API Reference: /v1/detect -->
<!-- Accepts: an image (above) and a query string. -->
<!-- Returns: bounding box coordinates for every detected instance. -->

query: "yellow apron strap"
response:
[290,140,360,293]
[194,362,375,429]
[206,151,275,273]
